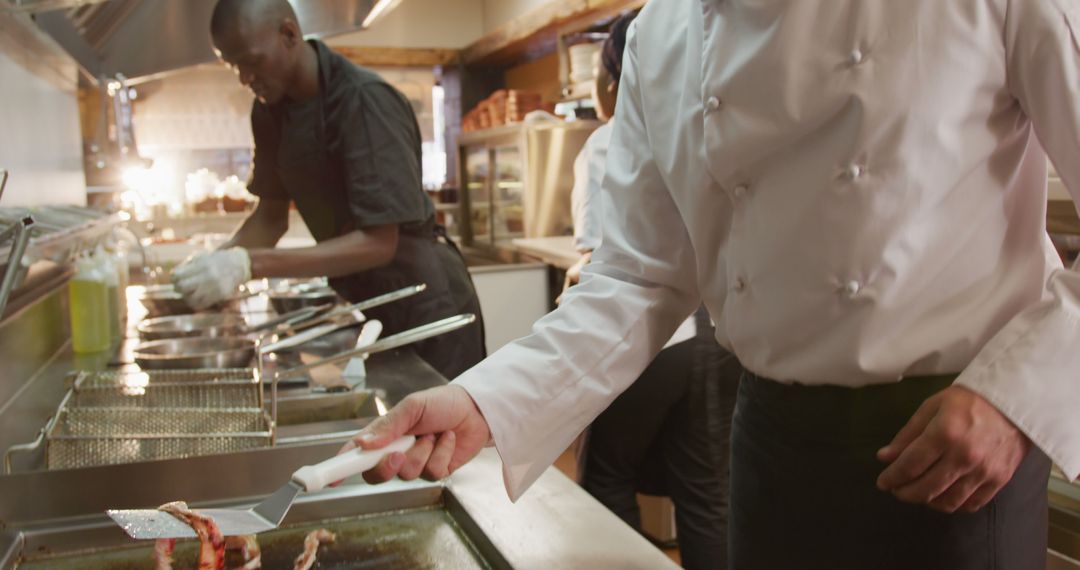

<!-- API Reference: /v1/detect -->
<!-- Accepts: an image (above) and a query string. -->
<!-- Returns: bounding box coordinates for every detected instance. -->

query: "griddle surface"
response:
[20,507,491,569]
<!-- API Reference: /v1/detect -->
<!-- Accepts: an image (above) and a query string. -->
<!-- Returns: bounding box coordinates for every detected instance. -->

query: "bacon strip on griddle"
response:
[293,528,336,570]
[157,501,226,570]
[226,534,262,569]
[153,538,176,570]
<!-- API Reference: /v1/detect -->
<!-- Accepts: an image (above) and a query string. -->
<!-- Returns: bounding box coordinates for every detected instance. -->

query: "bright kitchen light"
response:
[121,160,182,217]
[121,165,151,190]
[362,0,404,28]
[120,371,151,396]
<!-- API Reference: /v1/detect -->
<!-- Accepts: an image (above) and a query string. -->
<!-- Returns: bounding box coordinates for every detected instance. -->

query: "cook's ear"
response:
[280,19,301,47]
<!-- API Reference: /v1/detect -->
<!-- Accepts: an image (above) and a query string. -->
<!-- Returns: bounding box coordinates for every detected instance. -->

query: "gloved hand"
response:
[171,247,252,310]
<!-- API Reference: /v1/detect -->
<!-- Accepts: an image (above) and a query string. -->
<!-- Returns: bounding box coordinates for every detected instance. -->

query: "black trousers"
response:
[583,309,741,570]
[731,372,1050,570]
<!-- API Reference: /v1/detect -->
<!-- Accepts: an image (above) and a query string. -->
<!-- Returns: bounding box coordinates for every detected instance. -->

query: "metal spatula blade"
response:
[108,481,302,539]
[107,436,415,540]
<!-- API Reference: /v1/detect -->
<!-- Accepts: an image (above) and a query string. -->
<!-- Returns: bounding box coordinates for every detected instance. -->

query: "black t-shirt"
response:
[248,39,435,239]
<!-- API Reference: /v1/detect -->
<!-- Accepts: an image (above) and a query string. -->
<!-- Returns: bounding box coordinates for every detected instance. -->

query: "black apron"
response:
[274,89,485,380]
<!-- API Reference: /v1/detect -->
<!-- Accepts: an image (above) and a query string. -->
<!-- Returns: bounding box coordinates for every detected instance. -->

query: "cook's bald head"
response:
[210,0,299,39]
[210,0,305,105]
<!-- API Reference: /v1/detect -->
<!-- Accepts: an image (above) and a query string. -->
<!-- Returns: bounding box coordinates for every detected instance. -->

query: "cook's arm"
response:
[954,0,1080,479]
[221,197,290,250]
[453,22,707,500]
[245,224,398,279]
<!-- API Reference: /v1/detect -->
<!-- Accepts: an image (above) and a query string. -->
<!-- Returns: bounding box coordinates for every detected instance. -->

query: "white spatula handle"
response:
[356,320,382,351]
[291,435,416,491]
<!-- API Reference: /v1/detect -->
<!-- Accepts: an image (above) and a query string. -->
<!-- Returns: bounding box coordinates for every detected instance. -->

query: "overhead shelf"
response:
[461,0,646,67]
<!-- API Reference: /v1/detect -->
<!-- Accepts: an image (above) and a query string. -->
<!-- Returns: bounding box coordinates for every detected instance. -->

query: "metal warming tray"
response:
[6,483,510,570]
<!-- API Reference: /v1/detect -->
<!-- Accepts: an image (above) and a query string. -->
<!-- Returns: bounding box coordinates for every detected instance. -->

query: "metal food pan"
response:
[9,484,510,570]
[135,313,250,340]
[131,336,258,371]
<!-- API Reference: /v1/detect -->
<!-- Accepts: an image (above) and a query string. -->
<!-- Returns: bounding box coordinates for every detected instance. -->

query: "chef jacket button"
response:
[733,184,749,198]
[849,49,865,66]
[705,96,721,112]
[733,277,746,293]
[844,164,863,180]
[844,280,861,296]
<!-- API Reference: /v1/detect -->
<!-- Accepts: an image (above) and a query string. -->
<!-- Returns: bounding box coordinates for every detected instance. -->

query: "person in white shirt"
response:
[341,1,1080,567]
[566,12,740,568]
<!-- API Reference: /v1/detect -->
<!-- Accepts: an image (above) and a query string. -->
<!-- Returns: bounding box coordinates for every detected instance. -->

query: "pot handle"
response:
[4,427,45,475]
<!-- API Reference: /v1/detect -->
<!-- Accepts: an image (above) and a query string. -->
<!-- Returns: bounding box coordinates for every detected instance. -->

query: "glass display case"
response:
[458,120,600,251]
[464,147,491,243]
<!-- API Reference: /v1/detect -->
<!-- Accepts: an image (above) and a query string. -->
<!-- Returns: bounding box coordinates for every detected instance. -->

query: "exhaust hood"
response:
[12,0,386,83]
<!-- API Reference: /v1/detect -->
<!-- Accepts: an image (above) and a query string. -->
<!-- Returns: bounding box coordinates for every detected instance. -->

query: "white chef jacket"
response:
[455,0,1080,501]
[571,122,697,347]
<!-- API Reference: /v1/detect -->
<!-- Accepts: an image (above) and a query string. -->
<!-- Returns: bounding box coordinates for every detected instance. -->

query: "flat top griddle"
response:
[18,507,492,570]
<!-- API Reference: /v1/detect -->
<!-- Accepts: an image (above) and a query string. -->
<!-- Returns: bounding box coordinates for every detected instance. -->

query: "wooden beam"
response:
[333,46,460,68]
[462,0,646,67]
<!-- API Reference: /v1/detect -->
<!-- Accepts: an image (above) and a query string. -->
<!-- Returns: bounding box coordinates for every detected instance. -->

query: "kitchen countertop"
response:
[0,283,677,568]
[451,448,679,569]
[0,353,676,568]
[0,446,677,570]
[513,236,580,271]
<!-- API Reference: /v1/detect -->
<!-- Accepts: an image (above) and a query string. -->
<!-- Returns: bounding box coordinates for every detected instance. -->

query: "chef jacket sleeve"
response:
[340,81,430,229]
[247,104,288,200]
[954,0,1080,479]
[453,22,703,501]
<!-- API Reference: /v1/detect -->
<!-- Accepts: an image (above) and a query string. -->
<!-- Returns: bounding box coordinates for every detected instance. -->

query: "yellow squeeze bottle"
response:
[69,255,110,353]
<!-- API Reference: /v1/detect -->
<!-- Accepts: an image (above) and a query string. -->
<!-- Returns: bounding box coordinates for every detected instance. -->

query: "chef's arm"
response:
[222,197,290,250]
[350,20,713,499]
[875,1,1080,514]
[949,0,1080,478]
[245,224,398,279]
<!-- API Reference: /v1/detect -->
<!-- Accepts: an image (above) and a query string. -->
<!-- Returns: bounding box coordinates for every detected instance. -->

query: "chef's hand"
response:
[876,385,1031,514]
[171,247,251,310]
[556,252,591,305]
[566,251,591,287]
[339,385,491,483]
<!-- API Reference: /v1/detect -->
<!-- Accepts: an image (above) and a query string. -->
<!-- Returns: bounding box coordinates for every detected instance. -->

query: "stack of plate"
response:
[569,42,602,84]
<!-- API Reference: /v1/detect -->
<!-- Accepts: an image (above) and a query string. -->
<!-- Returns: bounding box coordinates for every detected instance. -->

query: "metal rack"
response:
[7,369,271,471]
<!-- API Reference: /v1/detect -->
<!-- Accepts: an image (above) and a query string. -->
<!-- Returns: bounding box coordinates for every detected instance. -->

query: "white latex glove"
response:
[171,247,251,310]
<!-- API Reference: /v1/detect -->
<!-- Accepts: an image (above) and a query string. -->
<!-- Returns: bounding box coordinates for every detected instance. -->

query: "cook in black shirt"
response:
[173,0,485,379]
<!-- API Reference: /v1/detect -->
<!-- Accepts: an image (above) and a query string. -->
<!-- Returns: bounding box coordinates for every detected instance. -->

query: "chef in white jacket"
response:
[343,1,1080,567]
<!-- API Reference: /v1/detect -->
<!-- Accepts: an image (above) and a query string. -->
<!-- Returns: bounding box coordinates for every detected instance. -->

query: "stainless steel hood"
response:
[12,0,382,83]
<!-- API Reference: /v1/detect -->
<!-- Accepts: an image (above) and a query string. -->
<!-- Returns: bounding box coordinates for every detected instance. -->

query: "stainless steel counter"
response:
[0,279,677,568]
